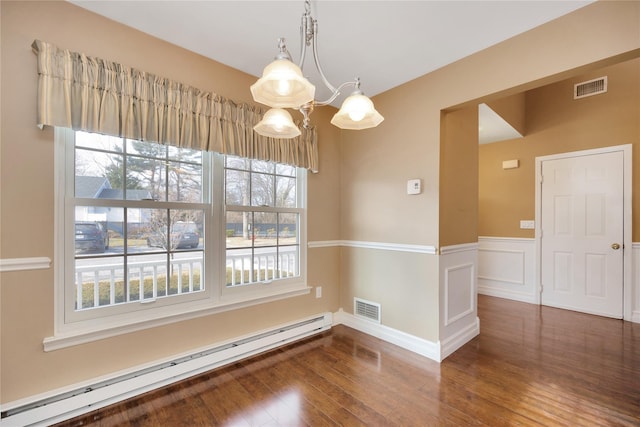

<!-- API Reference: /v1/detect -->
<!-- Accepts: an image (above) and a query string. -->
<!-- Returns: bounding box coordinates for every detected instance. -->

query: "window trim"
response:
[48,128,310,351]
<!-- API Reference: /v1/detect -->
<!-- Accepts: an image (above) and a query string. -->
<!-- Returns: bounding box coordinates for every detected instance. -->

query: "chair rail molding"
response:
[0,257,52,272]
[308,240,437,254]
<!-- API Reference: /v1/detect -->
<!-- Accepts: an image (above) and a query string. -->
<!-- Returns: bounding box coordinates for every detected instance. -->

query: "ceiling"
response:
[69,1,593,142]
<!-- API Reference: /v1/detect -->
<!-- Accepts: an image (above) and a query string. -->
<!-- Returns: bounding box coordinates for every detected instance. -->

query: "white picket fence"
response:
[75,251,298,309]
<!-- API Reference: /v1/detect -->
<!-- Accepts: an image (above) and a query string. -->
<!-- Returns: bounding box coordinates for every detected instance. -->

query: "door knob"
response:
[611,243,621,250]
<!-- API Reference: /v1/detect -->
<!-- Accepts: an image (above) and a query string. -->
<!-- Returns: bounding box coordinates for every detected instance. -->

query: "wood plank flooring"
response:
[55,296,640,426]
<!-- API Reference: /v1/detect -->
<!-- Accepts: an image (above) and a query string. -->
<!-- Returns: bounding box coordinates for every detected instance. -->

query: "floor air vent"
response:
[574,76,607,99]
[354,298,381,323]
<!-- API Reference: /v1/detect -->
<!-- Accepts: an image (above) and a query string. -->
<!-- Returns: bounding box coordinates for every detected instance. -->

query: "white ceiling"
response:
[70,1,594,143]
[478,103,523,144]
[70,0,593,104]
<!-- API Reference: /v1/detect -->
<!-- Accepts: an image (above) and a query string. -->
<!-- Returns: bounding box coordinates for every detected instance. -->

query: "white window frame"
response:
[47,128,309,351]
[220,155,307,303]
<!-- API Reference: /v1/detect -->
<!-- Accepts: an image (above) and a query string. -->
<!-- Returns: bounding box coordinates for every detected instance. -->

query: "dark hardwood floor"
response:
[55,296,640,426]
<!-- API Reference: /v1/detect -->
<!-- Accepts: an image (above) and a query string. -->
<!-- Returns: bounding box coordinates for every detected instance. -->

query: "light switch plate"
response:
[520,220,535,229]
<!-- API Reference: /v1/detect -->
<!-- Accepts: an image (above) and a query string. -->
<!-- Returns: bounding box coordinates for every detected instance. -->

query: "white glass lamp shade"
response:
[250,59,315,108]
[331,93,384,130]
[253,108,301,139]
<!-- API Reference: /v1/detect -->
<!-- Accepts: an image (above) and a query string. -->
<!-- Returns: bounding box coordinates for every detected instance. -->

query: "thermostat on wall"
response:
[407,179,422,195]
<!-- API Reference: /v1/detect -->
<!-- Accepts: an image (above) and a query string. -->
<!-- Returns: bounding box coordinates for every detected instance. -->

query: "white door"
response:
[540,151,624,318]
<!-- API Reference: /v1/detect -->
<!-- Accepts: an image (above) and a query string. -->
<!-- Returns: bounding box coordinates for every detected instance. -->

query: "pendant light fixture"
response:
[252,0,383,138]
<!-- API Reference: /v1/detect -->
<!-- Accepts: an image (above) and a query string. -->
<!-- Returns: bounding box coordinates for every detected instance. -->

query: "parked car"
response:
[147,221,200,249]
[75,222,109,253]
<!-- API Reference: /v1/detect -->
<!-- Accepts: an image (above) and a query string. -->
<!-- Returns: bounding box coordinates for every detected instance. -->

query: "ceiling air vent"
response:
[354,297,381,323]
[574,76,607,99]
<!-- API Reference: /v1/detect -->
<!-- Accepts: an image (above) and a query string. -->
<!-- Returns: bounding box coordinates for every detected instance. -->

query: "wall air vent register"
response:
[354,297,381,323]
[574,76,607,99]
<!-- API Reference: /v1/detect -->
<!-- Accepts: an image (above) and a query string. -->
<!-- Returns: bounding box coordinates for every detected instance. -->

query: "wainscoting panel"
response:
[439,243,480,360]
[478,237,537,304]
[444,262,475,326]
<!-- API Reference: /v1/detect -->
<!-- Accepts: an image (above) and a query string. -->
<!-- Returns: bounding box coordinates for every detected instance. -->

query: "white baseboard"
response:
[1,313,332,427]
[478,286,538,304]
[440,316,480,360]
[333,309,442,362]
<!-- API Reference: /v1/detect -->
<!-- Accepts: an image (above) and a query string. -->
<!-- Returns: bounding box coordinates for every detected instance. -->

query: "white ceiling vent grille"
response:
[354,298,381,323]
[574,76,607,99]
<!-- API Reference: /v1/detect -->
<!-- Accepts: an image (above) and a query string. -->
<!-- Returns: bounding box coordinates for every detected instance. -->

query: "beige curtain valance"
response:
[31,39,318,172]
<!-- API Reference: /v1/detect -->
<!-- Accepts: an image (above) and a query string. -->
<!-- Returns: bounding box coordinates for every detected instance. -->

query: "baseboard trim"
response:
[333,309,441,361]
[478,286,538,304]
[1,313,332,427]
[440,317,480,360]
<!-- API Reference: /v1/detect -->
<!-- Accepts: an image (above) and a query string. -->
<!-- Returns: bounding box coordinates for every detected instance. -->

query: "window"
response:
[55,129,307,342]
[224,156,302,290]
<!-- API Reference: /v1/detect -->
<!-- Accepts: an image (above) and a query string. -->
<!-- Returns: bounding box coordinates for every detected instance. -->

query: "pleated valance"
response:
[31,39,318,172]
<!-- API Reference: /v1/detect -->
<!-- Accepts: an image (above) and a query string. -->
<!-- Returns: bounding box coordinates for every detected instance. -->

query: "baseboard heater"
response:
[1,312,332,426]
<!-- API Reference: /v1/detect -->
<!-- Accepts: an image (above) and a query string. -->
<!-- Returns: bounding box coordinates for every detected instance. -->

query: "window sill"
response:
[44,286,311,352]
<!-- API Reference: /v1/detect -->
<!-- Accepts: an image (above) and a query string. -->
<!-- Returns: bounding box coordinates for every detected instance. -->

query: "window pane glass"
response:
[137,209,203,252]
[225,169,250,206]
[224,210,300,287]
[127,253,167,302]
[74,212,110,257]
[168,160,202,203]
[75,256,125,310]
[76,131,122,152]
[253,212,277,248]
[126,156,166,201]
[225,155,250,171]
[251,159,274,174]
[101,209,124,255]
[168,251,204,294]
[251,173,274,206]
[278,213,299,244]
[126,139,166,159]
[75,149,126,199]
[170,211,203,250]
[276,163,296,177]
[127,208,161,254]
[226,211,250,249]
[125,253,204,301]
[168,145,202,163]
[226,248,252,287]
[275,176,296,208]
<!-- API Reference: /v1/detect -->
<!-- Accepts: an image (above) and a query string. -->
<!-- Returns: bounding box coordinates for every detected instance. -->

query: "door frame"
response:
[534,144,632,321]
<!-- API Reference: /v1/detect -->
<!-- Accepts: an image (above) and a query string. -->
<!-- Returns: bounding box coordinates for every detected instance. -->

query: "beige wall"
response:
[340,249,438,339]
[2,0,640,405]
[439,106,479,247]
[337,0,639,344]
[479,58,640,239]
[0,1,341,403]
